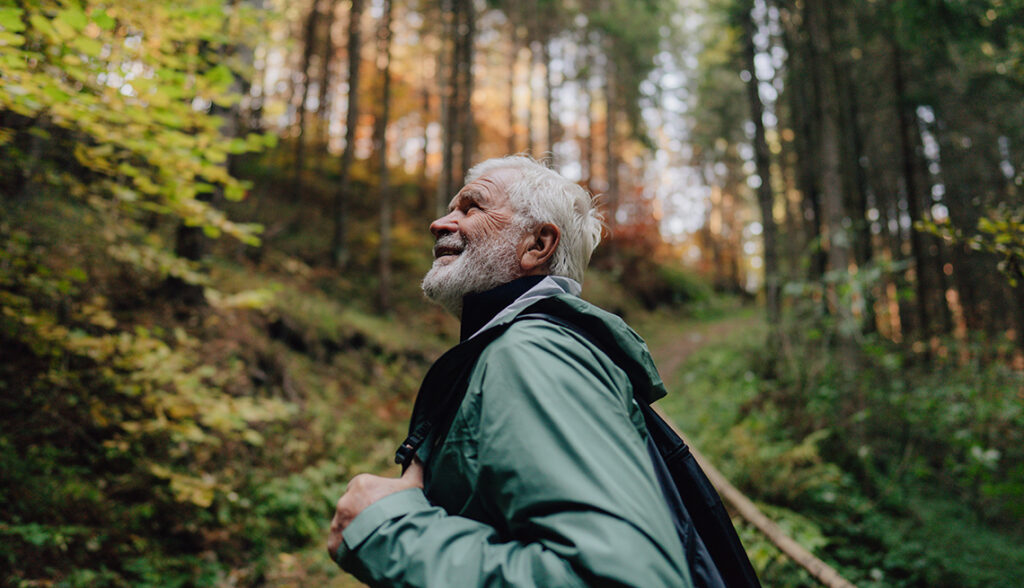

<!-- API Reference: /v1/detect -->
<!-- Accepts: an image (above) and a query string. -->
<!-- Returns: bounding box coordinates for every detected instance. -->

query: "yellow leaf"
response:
[28,15,60,42]
[0,31,24,46]
[71,37,103,57]
[242,429,264,446]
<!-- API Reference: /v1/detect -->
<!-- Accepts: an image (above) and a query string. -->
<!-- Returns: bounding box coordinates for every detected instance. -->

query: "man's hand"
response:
[327,459,425,560]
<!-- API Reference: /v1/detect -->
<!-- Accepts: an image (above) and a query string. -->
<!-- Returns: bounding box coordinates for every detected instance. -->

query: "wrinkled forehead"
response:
[449,167,521,210]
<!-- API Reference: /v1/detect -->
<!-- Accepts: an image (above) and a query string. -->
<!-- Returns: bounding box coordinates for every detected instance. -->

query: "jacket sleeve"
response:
[336,321,692,588]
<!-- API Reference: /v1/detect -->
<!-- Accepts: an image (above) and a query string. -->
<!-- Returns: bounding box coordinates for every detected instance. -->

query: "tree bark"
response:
[437,0,458,215]
[526,20,537,158]
[891,36,931,353]
[775,1,827,281]
[541,12,556,166]
[332,0,364,268]
[375,0,393,311]
[604,51,619,233]
[419,54,431,203]
[456,0,476,181]
[315,0,339,174]
[507,9,520,155]
[806,0,857,371]
[293,0,321,189]
[740,1,781,359]
[830,1,877,332]
[582,43,595,192]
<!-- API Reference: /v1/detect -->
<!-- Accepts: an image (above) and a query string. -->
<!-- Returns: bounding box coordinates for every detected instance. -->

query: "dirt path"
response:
[646,312,760,387]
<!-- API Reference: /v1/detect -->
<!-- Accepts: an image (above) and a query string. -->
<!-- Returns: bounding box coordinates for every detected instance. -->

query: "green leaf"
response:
[227,137,248,153]
[224,182,245,201]
[0,7,25,32]
[206,149,227,164]
[91,10,115,31]
[56,7,88,32]
[42,84,69,103]
[67,267,88,283]
[203,64,233,89]
[117,162,139,178]
[211,92,240,108]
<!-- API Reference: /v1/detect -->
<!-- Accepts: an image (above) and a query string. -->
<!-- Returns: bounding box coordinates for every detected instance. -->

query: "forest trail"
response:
[647,311,760,387]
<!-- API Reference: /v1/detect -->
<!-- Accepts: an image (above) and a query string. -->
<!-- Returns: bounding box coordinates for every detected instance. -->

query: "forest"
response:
[1,0,1022,586]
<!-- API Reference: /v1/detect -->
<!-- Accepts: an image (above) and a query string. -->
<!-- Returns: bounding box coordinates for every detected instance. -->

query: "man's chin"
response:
[422,266,463,317]
[422,288,463,318]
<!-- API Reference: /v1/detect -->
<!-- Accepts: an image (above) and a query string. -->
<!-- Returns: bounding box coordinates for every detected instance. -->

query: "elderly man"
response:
[327,156,693,587]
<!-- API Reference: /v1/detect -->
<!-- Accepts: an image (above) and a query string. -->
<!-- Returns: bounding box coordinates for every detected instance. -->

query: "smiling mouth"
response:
[433,246,463,259]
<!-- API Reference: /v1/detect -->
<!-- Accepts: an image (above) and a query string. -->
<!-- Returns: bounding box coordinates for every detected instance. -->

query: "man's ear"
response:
[520,223,560,274]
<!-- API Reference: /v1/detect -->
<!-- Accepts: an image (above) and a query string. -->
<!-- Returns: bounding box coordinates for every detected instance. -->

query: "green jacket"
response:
[336,276,693,587]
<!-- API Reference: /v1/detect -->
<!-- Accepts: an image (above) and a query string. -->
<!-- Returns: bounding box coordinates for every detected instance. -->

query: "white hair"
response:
[464,156,604,284]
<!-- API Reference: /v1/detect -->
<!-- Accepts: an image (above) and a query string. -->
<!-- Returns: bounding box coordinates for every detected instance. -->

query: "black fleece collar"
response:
[459,275,546,341]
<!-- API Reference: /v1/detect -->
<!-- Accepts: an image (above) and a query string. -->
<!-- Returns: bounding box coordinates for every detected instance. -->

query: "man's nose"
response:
[429,211,459,238]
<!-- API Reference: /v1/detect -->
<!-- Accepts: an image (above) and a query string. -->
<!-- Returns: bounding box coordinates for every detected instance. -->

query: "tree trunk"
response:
[740,1,781,360]
[582,44,595,192]
[831,1,876,333]
[293,0,320,190]
[436,0,458,216]
[604,52,619,234]
[541,23,555,166]
[806,0,857,371]
[891,37,931,354]
[456,0,476,181]
[1013,277,1024,353]
[315,0,339,174]
[418,55,431,211]
[376,0,393,311]
[526,25,537,157]
[332,0,364,268]
[775,1,827,281]
[507,14,519,155]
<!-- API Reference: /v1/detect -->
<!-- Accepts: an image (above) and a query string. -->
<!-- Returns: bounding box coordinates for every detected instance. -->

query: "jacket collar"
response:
[460,276,546,341]
[460,275,583,341]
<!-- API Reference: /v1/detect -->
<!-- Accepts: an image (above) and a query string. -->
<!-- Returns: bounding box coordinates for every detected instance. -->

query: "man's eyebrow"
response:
[449,190,485,211]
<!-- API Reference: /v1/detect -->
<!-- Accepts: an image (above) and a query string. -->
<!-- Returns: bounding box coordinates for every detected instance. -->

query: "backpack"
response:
[395,298,761,588]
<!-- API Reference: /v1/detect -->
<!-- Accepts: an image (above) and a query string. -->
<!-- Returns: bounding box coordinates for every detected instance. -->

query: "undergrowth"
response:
[0,197,438,586]
[658,321,1024,588]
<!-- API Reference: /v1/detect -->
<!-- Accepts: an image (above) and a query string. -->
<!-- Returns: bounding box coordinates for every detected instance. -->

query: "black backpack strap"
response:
[395,325,511,468]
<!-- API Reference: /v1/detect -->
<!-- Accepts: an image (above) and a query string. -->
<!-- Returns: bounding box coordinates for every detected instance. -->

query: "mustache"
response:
[432,233,466,257]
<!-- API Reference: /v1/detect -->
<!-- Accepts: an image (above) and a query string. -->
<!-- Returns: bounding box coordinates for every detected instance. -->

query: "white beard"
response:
[422,224,524,317]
